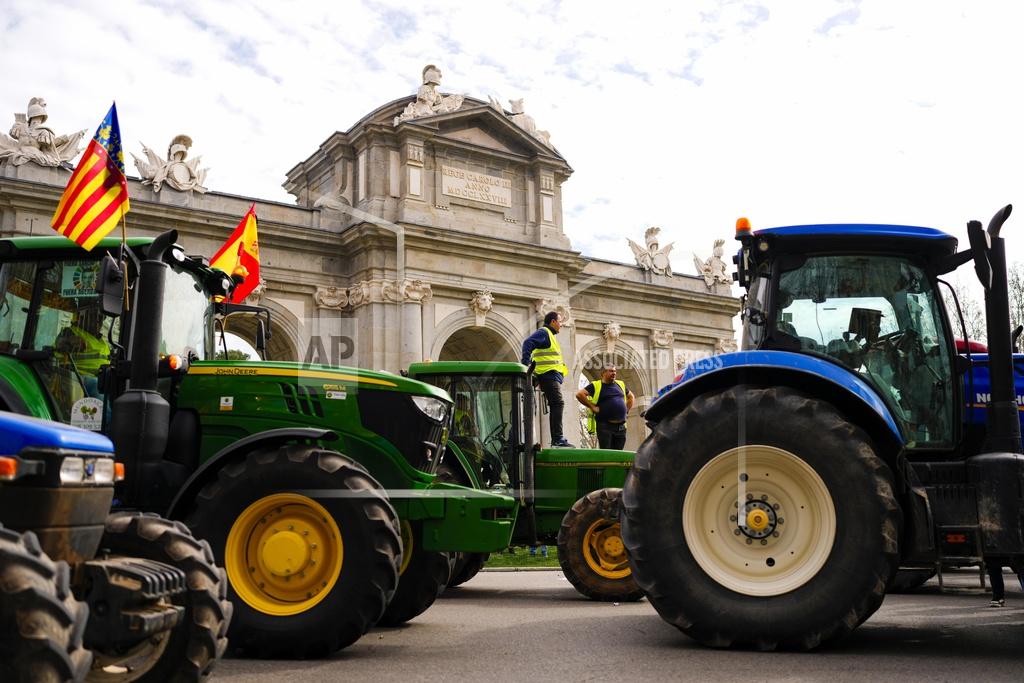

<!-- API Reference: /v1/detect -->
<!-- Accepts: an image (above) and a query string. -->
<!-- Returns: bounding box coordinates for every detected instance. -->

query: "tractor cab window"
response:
[160,267,211,361]
[0,259,117,427]
[775,255,954,448]
[421,373,517,487]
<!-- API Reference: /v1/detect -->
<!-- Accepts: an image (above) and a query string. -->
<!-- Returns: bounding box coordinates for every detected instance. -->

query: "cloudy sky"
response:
[3,0,1023,277]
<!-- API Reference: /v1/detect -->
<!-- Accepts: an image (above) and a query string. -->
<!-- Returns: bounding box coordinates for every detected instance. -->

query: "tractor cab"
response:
[407,361,531,490]
[735,223,963,451]
[0,235,238,427]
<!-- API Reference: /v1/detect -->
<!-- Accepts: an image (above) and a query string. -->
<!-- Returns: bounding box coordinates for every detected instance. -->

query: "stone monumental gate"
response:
[0,68,738,449]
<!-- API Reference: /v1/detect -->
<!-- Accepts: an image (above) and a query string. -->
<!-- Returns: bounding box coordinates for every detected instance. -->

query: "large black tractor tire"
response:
[447,552,489,588]
[185,444,401,658]
[378,521,451,626]
[0,526,91,683]
[621,386,901,650]
[557,488,643,602]
[888,568,936,593]
[91,513,231,681]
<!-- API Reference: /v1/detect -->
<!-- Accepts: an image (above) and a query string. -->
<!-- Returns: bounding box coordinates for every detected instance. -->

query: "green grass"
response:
[484,545,560,568]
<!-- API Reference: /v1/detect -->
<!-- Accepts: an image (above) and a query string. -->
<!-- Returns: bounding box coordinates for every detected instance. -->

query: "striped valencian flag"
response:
[50,103,130,251]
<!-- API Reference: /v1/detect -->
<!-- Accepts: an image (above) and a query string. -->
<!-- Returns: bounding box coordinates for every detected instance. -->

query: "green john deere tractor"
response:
[0,232,515,658]
[408,361,642,602]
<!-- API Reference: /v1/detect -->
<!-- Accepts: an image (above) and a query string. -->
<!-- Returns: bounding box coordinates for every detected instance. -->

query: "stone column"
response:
[384,279,432,371]
[650,328,675,397]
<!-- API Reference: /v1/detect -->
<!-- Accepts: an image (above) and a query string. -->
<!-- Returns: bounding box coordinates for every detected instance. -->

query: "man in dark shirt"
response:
[521,311,573,447]
[576,365,634,450]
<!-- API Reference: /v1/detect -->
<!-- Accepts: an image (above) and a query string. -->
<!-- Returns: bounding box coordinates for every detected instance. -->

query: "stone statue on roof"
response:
[0,97,86,168]
[693,239,730,288]
[132,134,209,193]
[628,227,674,277]
[394,64,464,125]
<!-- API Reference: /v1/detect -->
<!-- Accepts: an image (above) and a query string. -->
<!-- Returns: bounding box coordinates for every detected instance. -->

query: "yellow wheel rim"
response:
[398,520,413,576]
[682,445,836,597]
[225,493,343,616]
[582,519,631,580]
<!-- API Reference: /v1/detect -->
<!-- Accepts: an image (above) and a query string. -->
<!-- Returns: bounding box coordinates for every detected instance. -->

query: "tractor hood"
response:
[0,411,114,456]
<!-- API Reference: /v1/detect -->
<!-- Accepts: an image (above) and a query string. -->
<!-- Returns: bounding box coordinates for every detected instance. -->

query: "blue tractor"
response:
[0,412,231,681]
[621,206,1024,649]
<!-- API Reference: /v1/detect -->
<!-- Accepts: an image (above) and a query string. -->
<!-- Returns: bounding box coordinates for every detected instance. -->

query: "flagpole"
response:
[120,212,130,311]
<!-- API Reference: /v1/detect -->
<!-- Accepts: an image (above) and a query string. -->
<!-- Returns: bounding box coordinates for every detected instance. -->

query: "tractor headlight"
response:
[411,395,450,423]
[92,458,116,484]
[59,457,85,484]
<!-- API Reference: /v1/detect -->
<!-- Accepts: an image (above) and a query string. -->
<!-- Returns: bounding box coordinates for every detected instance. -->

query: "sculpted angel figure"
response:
[394,64,464,125]
[693,239,731,288]
[628,227,674,277]
[133,134,208,193]
[0,97,86,168]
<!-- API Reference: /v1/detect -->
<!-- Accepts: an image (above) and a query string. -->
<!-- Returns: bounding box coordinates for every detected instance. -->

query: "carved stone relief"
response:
[650,329,674,348]
[628,227,674,277]
[132,134,209,193]
[602,322,621,354]
[314,285,348,309]
[469,290,494,327]
[534,298,573,327]
[693,239,731,289]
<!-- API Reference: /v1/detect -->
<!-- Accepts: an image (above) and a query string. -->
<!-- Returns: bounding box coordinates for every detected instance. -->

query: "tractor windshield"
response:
[774,255,954,448]
[420,373,521,487]
[0,258,119,423]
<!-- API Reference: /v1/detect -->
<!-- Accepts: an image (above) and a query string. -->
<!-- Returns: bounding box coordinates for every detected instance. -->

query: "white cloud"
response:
[2,0,1023,276]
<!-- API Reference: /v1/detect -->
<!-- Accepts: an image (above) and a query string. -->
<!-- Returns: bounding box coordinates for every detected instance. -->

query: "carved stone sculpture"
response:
[0,97,86,168]
[534,298,573,327]
[628,227,674,277]
[314,285,348,309]
[693,239,731,289]
[132,134,209,193]
[603,322,621,354]
[508,99,552,147]
[245,277,267,306]
[674,353,687,371]
[469,290,494,327]
[349,279,432,308]
[715,337,738,354]
[394,64,464,125]
[650,329,674,348]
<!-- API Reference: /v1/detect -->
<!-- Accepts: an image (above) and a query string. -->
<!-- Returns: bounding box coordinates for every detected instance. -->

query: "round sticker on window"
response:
[70,397,104,431]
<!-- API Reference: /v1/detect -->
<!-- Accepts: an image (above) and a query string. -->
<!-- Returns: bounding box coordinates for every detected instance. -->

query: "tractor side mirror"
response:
[967,220,992,290]
[255,319,267,356]
[96,253,124,317]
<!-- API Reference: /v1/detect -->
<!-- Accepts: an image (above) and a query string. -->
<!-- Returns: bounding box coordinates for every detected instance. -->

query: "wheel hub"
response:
[738,500,778,539]
[261,529,311,576]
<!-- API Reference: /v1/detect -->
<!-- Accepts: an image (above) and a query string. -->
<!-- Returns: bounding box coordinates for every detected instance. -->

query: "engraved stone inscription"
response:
[441,165,512,208]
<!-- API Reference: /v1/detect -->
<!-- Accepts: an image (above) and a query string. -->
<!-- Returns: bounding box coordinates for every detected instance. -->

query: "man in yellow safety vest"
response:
[576,364,634,450]
[521,311,574,447]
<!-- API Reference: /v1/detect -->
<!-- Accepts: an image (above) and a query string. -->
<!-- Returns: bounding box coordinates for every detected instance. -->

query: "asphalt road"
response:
[216,569,1023,682]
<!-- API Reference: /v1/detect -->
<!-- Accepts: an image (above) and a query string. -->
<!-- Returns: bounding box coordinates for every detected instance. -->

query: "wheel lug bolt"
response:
[311,544,317,550]
[745,538,753,545]
[734,529,741,536]
[303,530,309,536]
[746,494,753,501]
[760,539,768,545]
[772,532,780,538]
[739,473,749,482]
[760,495,768,501]
[729,515,737,522]
[288,525,294,530]
[778,518,785,524]
[772,503,780,510]
[734,501,739,508]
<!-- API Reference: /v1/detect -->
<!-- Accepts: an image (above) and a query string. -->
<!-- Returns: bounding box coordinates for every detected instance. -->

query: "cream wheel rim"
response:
[682,445,836,596]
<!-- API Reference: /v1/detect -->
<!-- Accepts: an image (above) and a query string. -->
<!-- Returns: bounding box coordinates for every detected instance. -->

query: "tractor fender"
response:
[164,427,338,519]
[647,350,905,458]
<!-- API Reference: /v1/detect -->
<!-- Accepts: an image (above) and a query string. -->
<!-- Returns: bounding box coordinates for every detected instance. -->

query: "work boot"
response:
[989,598,1005,608]
[551,438,575,448]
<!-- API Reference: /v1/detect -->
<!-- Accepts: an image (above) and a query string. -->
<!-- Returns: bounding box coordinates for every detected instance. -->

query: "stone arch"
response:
[571,337,653,450]
[429,309,521,363]
[218,297,300,361]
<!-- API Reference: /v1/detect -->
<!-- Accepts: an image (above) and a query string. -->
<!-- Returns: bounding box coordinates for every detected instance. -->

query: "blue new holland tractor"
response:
[621,206,1024,649]
[0,412,231,681]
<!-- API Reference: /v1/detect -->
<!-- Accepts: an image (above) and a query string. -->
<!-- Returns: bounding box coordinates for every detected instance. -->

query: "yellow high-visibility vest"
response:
[531,327,568,377]
[67,326,110,376]
[586,379,627,435]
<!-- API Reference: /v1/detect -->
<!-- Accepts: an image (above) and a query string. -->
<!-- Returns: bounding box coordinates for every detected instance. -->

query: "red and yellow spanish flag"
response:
[210,205,260,303]
[51,103,130,251]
